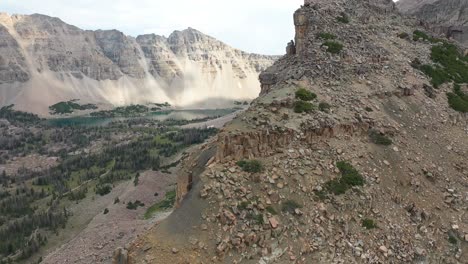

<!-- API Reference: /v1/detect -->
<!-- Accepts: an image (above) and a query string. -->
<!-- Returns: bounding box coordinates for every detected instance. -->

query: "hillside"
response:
[0,13,277,115]
[126,0,468,263]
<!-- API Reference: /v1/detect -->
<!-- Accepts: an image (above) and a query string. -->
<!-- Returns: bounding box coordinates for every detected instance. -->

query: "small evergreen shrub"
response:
[369,130,393,146]
[365,107,373,112]
[295,88,317,101]
[319,102,331,112]
[323,41,343,54]
[237,160,263,173]
[448,234,458,244]
[337,161,365,187]
[317,32,337,40]
[362,218,377,229]
[96,184,112,196]
[326,161,365,195]
[325,179,348,195]
[103,208,109,215]
[294,101,315,113]
[127,200,145,210]
[282,200,302,214]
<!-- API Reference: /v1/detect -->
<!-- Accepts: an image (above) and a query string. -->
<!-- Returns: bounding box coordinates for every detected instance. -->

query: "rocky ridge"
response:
[127,0,468,263]
[0,13,277,115]
[397,0,468,46]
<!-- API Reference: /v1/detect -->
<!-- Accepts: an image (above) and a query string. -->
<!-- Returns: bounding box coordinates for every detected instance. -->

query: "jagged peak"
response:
[167,27,214,44]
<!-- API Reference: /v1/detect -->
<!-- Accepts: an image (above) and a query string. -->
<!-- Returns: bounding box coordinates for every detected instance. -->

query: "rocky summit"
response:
[0,13,277,115]
[126,0,468,263]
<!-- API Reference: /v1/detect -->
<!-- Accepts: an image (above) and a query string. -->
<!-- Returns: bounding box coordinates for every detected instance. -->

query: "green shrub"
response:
[319,102,331,112]
[365,107,373,112]
[447,92,468,113]
[237,160,263,173]
[430,43,468,82]
[103,208,109,215]
[282,200,302,214]
[323,41,343,54]
[326,161,365,195]
[336,13,350,23]
[369,130,393,146]
[362,218,377,229]
[127,200,145,210]
[337,161,365,187]
[295,88,317,101]
[126,202,137,210]
[294,101,315,113]
[317,32,337,40]
[325,179,348,195]
[448,234,458,244]
[418,64,451,88]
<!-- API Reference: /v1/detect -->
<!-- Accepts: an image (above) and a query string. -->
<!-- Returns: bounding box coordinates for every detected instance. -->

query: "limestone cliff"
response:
[0,13,277,115]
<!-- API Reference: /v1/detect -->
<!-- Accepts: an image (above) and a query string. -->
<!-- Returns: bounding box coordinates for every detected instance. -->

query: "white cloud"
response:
[2,0,303,54]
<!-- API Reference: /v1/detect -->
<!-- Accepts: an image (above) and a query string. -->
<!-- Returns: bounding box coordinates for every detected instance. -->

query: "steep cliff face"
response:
[0,13,277,115]
[0,24,29,83]
[128,0,468,263]
[397,0,468,45]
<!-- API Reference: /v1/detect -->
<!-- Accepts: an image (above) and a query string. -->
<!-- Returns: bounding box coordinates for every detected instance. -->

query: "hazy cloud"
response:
[2,0,303,55]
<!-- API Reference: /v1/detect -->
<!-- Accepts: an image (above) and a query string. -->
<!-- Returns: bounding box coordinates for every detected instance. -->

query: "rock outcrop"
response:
[397,0,468,45]
[0,13,277,115]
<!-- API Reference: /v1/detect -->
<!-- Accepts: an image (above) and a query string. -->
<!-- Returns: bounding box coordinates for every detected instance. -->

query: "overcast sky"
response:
[2,0,304,55]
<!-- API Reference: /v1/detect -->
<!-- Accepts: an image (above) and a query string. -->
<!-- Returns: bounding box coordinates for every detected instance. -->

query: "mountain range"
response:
[0,13,277,115]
